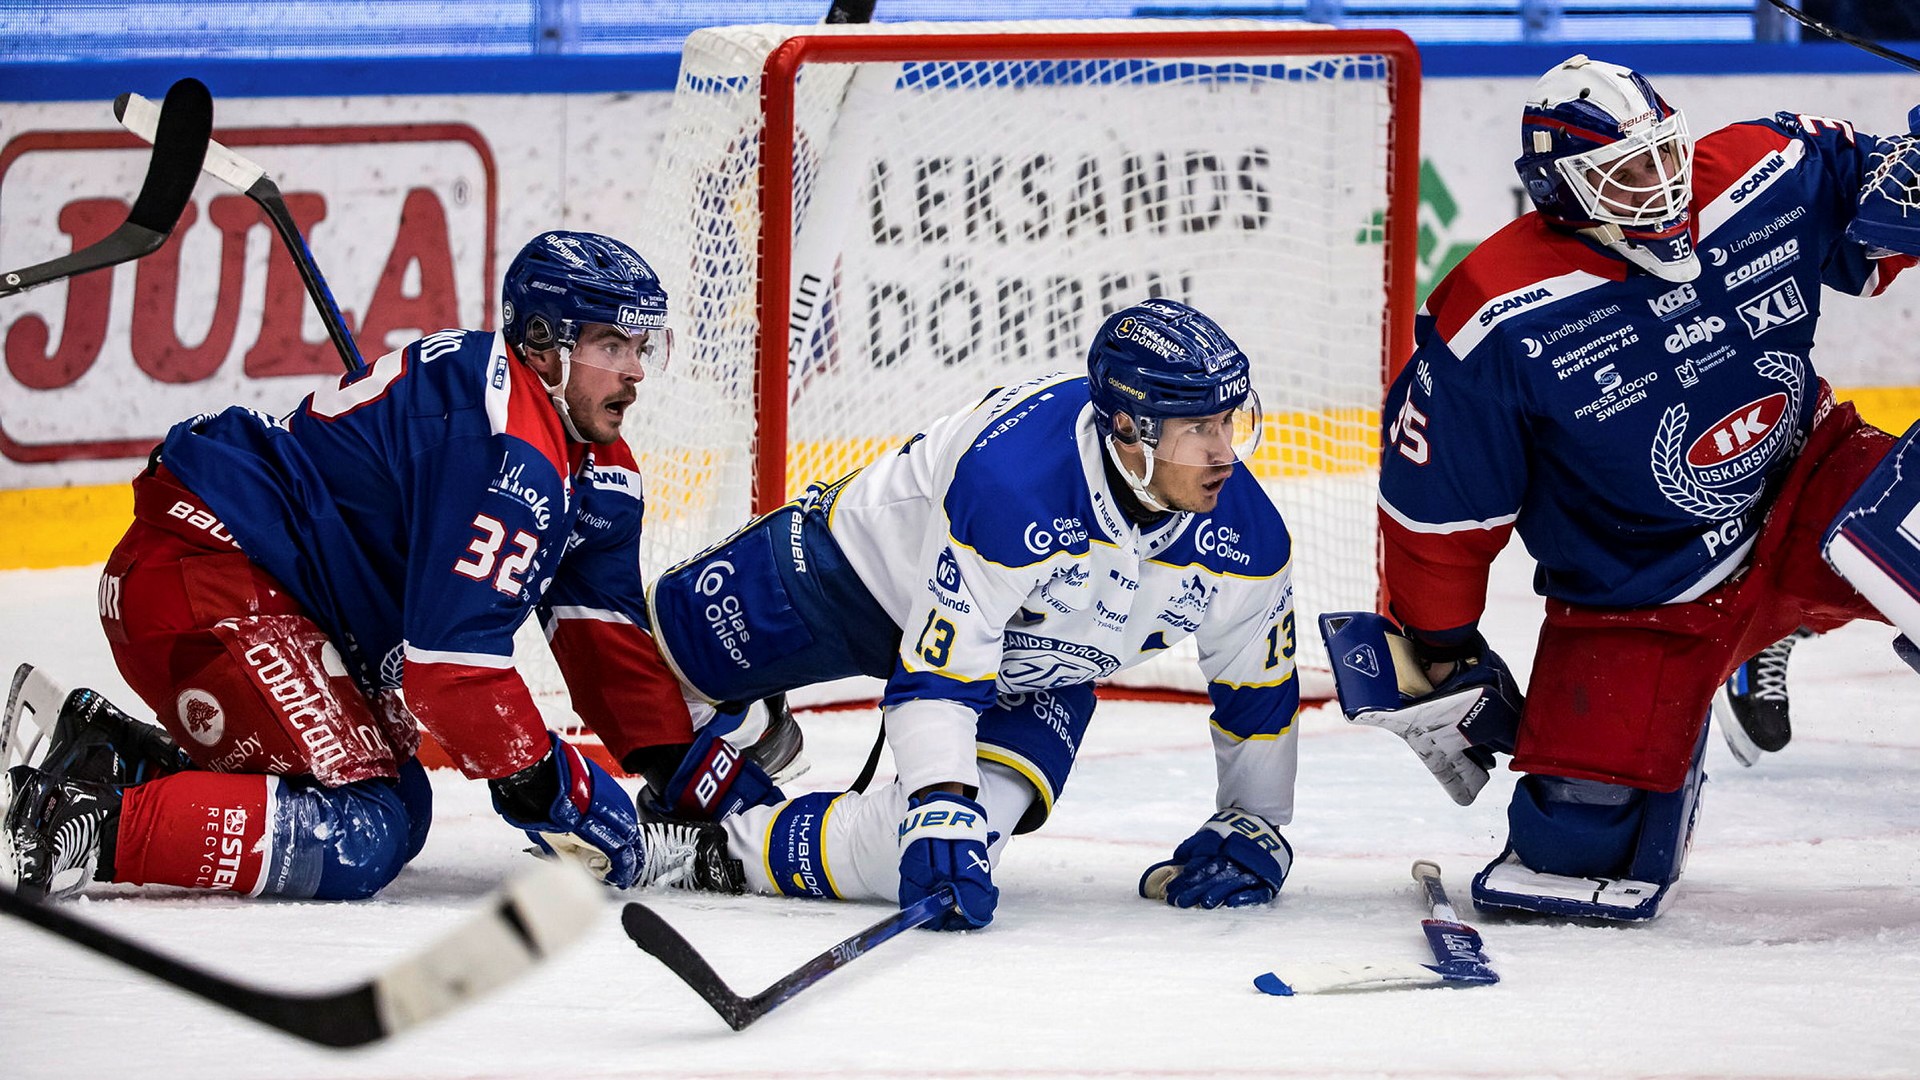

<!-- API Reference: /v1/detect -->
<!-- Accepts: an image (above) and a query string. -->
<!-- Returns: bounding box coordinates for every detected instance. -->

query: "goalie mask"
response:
[1088,299,1261,512]
[502,231,673,439]
[1516,55,1699,282]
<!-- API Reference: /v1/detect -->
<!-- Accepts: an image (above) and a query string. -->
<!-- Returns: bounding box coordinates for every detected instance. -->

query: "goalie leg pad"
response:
[1475,724,1708,921]
[1824,417,1920,646]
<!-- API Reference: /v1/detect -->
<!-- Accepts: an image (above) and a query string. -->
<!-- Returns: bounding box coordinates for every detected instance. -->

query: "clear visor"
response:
[1554,110,1692,227]
[1127,393,1263,467]
[567,323,674,378]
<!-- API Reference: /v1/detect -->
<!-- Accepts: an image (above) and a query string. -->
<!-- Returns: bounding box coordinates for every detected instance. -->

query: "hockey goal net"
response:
[523,20,1418,722]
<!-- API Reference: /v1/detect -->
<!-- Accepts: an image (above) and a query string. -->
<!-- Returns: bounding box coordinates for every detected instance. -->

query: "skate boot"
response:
[3,665,189,783]
[1715,629,1811,766]
[3,765,121,899]
[633,814,746,893]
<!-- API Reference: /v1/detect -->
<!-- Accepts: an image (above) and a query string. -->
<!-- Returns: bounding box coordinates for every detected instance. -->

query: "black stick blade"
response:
[0,78,211,297]
[622,902,753,1030]
[126,78,213,233]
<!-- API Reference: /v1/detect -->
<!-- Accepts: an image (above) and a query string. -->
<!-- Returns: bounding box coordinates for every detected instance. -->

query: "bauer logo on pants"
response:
[0,121,496,465]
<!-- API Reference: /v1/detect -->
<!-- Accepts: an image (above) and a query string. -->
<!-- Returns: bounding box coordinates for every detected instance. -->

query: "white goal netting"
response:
[525,20,1417,715]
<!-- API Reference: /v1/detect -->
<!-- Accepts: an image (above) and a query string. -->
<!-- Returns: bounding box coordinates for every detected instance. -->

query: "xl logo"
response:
[1664,315,1726,354]
[1648,282,1698,319]
[1737,280,1808,339]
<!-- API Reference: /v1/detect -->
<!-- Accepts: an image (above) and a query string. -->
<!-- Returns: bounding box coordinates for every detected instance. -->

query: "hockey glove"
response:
[641,719,784,822]
[898,791,999,931]
[1846,107,1920,257]
[1319,611,1523,807]
[490,732,645,888]
[1139,807,1291,909]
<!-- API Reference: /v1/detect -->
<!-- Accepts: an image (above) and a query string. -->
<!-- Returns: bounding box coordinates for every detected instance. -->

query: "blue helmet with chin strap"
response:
[501,231,669,352]
[1087,298,1254,446]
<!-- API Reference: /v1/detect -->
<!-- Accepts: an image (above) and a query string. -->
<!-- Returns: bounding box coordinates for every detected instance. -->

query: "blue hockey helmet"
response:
[502,231,672,372]
[1515,55,1698,282]
[1087,299,1260,468]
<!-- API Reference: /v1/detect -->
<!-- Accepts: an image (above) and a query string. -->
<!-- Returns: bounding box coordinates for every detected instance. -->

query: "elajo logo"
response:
[0,122,495,463]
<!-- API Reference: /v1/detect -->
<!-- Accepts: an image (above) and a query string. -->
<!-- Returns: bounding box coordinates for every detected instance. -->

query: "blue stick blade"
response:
[1252,972,1296,997]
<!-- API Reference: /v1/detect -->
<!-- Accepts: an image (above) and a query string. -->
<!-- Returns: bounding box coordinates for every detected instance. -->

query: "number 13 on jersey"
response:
[915,611,956,668]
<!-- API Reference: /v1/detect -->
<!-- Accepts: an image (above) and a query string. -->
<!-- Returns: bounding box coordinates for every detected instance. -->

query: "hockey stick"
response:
[0,858,602,1047]
[114,90,366,373]
[622,887,955,1030]
[1764,0,1920,74]
[0,78,211,298]
[1252,860,1498,995]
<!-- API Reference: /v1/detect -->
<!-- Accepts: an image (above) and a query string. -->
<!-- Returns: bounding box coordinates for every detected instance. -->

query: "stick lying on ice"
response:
[1253,859,1499,995]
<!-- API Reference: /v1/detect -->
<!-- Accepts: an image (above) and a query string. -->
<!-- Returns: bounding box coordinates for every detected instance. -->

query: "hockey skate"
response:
[2,663,187,784]
[1714,629,1811,766]
[632,815,746,894]
[3,765,121,899]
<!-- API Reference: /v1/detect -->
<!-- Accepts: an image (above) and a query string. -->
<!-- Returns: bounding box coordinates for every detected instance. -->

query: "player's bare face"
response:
[1148,454,1235,513]
[564,323,646,444]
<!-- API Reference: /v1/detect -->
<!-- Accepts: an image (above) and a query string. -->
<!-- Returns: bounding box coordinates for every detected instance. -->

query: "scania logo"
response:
[1478,287,1551,326]
[1728,153,1787,204]
[1686,392,1789,467]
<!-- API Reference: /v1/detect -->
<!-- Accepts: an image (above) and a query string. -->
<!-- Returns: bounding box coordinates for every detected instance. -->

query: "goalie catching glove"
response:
[1139,808,1292,909]
[1317,612,1523,806]
[1845,106,1920,258]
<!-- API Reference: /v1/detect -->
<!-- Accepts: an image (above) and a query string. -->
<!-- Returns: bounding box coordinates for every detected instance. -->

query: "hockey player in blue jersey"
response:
[623,300,1301,929]
[3,231,705,901]
[1319,55,1920,920]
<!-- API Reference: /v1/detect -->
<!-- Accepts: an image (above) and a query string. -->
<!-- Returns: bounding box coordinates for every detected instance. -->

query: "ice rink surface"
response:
[2,546,1918,1079]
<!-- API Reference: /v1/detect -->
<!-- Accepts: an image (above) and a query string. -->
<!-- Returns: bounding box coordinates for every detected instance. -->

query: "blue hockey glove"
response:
[490,733,644,888]
[1139,807,1292,909]
[643,720,784,822]
[1318,611,1523,806]
[1846,107,1920,257]
[897,791,999,931]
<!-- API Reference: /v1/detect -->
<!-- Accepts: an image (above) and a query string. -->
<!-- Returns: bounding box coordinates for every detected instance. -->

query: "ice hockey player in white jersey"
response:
[628,299,1300,930]
[1319,56,1920,921]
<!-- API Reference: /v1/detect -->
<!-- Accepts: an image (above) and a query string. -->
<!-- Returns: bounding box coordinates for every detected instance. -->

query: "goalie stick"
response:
[0,857,602,1047]
[0,78,210,298]
[1253,860,1498,995]
[622,887,955,1030]
[114,90,367,373]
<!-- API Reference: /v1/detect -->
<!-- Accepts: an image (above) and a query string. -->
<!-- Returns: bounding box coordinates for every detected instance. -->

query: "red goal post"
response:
[524,20,1421,726]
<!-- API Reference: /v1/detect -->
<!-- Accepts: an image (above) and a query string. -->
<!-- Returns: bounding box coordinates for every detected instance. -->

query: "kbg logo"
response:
[0,121,496,463]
